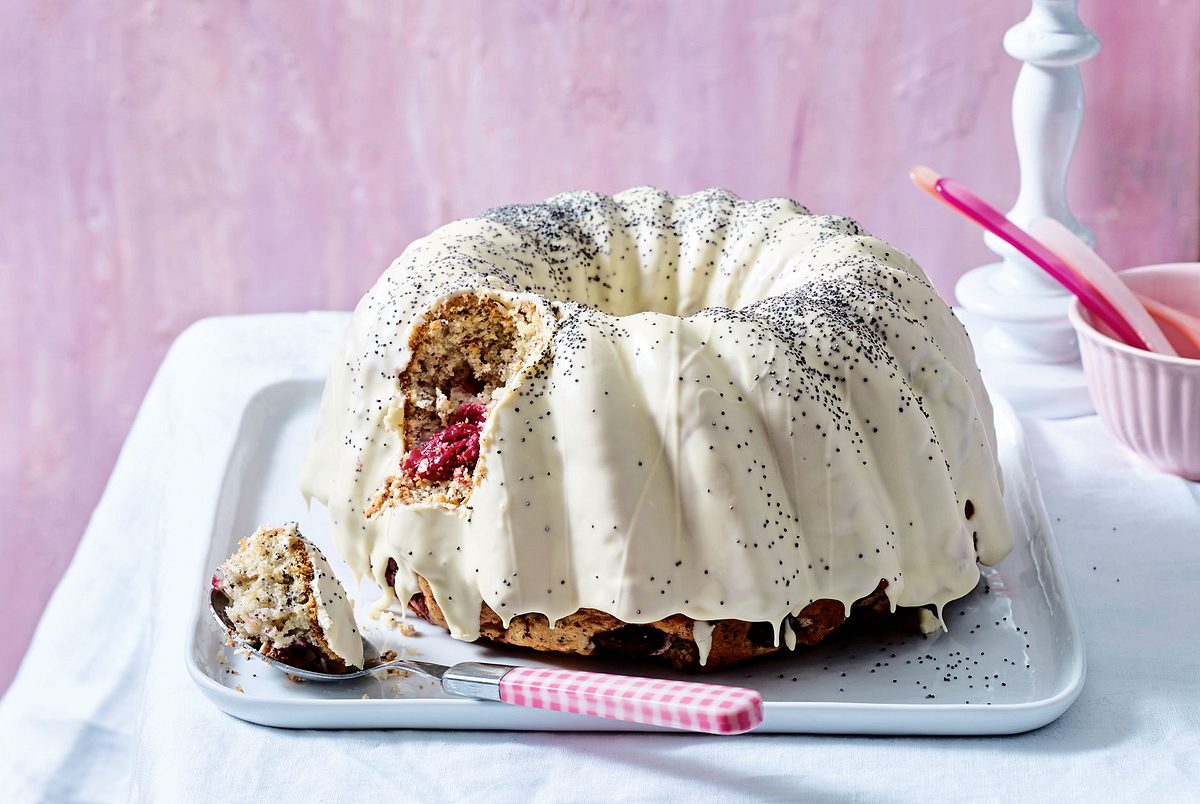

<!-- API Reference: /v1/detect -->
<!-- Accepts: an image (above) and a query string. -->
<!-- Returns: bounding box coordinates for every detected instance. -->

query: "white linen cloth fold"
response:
[2,314,1198,803]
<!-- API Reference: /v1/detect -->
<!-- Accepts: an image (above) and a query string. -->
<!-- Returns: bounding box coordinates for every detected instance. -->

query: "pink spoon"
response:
[1028,218,1178,357]
[1132,293,1200,359]
[909,166,1150,352]
[1032,218,1200,357]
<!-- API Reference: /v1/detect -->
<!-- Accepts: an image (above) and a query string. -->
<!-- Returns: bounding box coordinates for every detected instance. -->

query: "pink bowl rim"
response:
[1067,262,1200,368]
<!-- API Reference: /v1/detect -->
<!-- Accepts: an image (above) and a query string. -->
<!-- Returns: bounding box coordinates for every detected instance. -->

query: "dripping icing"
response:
[693,620,716,666]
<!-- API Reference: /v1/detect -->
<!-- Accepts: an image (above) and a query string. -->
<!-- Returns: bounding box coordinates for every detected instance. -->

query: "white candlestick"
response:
[955,0,1100,418]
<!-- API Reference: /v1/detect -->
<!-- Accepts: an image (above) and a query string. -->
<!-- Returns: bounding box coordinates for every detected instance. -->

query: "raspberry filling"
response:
[403,402,487,482]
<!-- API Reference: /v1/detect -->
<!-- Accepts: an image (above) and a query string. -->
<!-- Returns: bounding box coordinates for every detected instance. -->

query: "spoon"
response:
[1030,220,1200,358]
[1027,217,1179,357]
[211,589,763,735]
[1129,294,1200,359]
[908,165,1150,352]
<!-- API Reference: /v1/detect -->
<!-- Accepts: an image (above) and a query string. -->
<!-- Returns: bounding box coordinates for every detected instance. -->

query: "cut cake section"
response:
[369,293,546,511]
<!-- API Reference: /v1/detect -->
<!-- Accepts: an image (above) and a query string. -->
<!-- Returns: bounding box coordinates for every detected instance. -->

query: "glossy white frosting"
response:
[306,538,364,668]
[301,187,1013,653]
[693,621,716,666]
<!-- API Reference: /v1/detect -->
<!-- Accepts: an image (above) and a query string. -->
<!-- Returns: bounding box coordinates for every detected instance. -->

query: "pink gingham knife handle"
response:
[497,666,763,734]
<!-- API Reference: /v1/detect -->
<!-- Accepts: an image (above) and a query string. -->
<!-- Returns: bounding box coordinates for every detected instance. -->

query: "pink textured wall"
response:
[1,1,1197,693]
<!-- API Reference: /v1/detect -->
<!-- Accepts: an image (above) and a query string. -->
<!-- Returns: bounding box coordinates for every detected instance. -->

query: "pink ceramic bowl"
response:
[1068,263,1200,480]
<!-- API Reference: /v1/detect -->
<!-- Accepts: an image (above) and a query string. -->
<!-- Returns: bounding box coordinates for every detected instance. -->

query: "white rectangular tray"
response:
[186,340,1084,734]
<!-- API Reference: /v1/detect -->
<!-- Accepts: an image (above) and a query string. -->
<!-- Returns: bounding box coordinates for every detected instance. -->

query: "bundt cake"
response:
[213,524,363,673]
[301,187,1013,671]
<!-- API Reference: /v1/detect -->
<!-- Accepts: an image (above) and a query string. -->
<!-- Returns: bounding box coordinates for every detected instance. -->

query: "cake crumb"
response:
[917,608,944,635]
[380,649,398,662]
[375,611,406,630]
[372,610,418,636]
[285,674,307,684]
[361,693,370,700]
[234,684,245,694]
[370,594,396,615]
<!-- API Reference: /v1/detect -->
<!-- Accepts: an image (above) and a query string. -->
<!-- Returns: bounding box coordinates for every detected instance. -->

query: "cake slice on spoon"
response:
[212,523,364,673]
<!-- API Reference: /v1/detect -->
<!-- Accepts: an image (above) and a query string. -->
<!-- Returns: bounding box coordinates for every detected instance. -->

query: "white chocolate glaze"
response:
[307,539,364,668]
[301,187,1013,652]
[783,620,798,652]
[692,621,717,666]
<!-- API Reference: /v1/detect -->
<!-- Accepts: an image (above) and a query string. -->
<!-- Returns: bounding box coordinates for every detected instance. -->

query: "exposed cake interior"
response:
[371,293,545,511]
[215,523,362,672]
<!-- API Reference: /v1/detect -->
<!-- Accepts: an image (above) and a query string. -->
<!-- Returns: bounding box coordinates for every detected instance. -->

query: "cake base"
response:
[406,575,892,672]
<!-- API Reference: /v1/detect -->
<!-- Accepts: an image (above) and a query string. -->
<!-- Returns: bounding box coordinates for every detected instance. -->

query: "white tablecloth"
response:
[2,314,1198,803]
